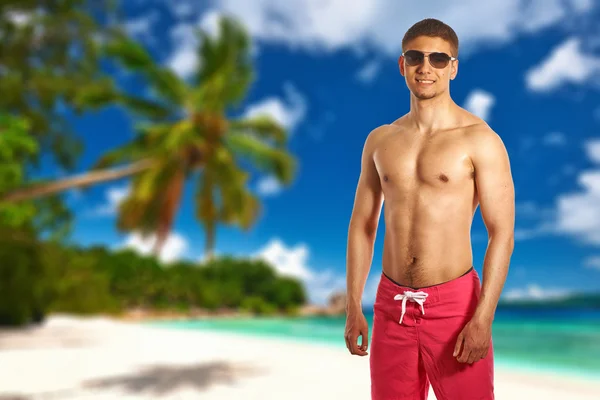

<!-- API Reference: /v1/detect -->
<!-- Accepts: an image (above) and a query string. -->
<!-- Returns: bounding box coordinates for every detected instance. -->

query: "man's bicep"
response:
[351,138,384,233]
[473,131,515,238]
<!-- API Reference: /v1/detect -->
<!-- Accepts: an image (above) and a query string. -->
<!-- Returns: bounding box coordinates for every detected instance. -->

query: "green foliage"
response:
[0,1,120,169]
[0,114,73,238]
[0,225,45,326]
[42,244,120,315]
[0,233,308,327]
[241,296,277,315]
[92,13,297,259]
[0,115,38,228]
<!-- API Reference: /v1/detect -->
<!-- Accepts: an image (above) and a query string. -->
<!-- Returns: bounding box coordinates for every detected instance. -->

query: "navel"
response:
[438,173,449,182]
[383,175,389,182]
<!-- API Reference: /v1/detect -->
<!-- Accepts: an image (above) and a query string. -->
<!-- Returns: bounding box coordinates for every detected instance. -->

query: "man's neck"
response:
[408,93,458,134]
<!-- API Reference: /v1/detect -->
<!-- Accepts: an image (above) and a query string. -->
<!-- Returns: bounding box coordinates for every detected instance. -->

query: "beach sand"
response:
[0,314,598,399]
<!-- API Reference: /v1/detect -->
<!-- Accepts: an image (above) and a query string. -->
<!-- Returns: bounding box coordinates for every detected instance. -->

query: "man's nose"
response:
[416,56,433,73]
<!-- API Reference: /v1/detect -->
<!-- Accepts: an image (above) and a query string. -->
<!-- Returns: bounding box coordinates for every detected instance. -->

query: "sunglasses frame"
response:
[401,50,457,69]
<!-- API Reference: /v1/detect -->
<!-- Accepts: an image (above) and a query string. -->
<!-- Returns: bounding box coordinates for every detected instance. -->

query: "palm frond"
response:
[194,16,254,108]
[102,33,155,70]
[211,153,261,230]
[228,115,288,147]
[118,94,172,120]
[103,34,187,105]
[225,132,296,184]
[93,137,150,169]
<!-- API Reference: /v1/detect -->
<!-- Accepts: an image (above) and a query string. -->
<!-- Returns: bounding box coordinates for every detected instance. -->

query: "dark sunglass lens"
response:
[430,53,450,68]
[405,51,423,66]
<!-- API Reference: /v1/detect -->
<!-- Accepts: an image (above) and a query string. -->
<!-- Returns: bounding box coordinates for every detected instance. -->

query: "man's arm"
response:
[346,128,385,311]
[454,126,515,364]
[471,128,515,323]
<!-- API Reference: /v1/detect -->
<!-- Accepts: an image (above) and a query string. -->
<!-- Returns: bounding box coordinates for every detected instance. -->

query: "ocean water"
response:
[147,308,600,381]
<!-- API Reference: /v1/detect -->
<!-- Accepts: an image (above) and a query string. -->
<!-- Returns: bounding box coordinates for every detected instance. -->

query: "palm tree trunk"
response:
[0,159,155,203]
[205,223,216,261]
[152,169,186,256]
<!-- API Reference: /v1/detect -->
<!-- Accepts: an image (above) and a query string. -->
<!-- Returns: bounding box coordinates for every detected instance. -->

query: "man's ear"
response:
[398,55,405,77]
[450,60,458,80]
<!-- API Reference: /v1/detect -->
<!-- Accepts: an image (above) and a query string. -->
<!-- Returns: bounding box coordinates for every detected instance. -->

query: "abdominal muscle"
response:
[381,190,476,288]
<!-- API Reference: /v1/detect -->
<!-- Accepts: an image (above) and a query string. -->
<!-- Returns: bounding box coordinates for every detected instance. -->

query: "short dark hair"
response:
[402,18,459,58]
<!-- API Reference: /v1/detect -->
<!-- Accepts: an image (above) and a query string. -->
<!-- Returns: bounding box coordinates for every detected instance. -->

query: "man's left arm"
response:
[454,128,515,364]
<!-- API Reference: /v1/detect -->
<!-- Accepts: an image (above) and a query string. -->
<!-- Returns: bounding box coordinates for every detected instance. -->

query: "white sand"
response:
[0,314,598,399]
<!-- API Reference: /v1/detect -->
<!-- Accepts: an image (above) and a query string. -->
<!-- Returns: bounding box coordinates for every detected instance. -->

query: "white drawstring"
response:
[394,291,429,324]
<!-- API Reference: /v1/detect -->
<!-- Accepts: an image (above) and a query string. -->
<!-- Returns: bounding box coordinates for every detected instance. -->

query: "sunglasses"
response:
[402,50,457,69]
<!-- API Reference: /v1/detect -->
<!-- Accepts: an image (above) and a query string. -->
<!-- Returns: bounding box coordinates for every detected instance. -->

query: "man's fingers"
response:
[361,329,369,351]
[355,332,368,355]
[482,347,489,359]
[457,348,471,363]
[467,351,478,364]
[345,333,367,356]
[453,333,464,357]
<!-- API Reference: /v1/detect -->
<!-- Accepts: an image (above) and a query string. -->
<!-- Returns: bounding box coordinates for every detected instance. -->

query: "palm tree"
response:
[1,16,297,260]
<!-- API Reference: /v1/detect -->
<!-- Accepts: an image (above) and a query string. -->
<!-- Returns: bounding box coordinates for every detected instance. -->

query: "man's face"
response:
[399,36,458,100]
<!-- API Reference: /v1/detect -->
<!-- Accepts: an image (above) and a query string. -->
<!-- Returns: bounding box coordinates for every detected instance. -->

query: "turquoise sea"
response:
[148,308,600,381]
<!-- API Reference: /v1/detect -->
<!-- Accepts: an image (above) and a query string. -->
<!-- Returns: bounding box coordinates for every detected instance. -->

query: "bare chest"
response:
[373,133,474,193]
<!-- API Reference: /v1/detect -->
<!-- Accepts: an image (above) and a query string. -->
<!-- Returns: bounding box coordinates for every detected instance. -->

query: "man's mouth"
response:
[416,79,435,84]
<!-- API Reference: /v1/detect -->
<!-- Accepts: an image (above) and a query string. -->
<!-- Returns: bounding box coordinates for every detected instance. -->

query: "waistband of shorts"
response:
[382,266,474,289]
[378,266,477,302]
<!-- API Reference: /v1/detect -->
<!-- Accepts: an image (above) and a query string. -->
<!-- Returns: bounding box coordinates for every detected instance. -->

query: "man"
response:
[344,18,515,400]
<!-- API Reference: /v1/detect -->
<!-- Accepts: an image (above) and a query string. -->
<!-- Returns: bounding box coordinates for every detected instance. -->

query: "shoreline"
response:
[1,314,599,399]
[114,304,345,322]
[145,319,600,385]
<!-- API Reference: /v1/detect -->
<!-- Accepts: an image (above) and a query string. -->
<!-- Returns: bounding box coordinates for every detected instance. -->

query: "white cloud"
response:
[89,186,129,217]
[502,284,572,301]
[585,139,600,164]
[256,175,282,196]
[167,23,200,77]
[553,171,600,244]
[356,60,382,83]
[166,1,593,80]
[168,11,259,78]
[119,232,188,264]
[241,82,307,133]
[252,238,347,305]
[252,238,314,280]
[520,141,600,245]
[251,238,387,306]
[583,256,600,270]
[197,8,221,38]
[543,132,567,146]
[195,0,592,57]
[463,89,495,121]
[526,37,600,92]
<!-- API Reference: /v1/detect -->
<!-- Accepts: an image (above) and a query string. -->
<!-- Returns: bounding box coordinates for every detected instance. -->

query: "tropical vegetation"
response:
[0,2,304,326]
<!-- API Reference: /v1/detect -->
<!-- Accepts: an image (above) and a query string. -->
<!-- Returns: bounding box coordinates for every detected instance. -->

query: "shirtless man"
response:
[344,19,515,399]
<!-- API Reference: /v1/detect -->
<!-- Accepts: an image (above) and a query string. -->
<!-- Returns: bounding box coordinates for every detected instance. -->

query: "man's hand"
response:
[453,317,492,364]
[344,308,369,356]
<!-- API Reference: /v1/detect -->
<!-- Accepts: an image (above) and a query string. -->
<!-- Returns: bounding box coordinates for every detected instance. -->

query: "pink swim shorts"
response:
[369,266,494,400]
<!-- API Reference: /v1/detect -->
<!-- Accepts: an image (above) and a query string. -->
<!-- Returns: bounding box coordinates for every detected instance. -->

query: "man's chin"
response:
[412,91,436,100]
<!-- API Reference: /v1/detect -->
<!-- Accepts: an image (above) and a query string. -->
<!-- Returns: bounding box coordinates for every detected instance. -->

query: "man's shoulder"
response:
[363,123,396,147]
[366,116,409,143]
[463,120,501,144]
[463,122,508,162]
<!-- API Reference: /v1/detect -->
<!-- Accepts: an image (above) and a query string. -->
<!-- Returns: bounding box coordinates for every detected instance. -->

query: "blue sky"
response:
[51,0,600,305]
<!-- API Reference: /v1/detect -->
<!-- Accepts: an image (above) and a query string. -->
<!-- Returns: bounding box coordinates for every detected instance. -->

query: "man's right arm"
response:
[346,128,385,312]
